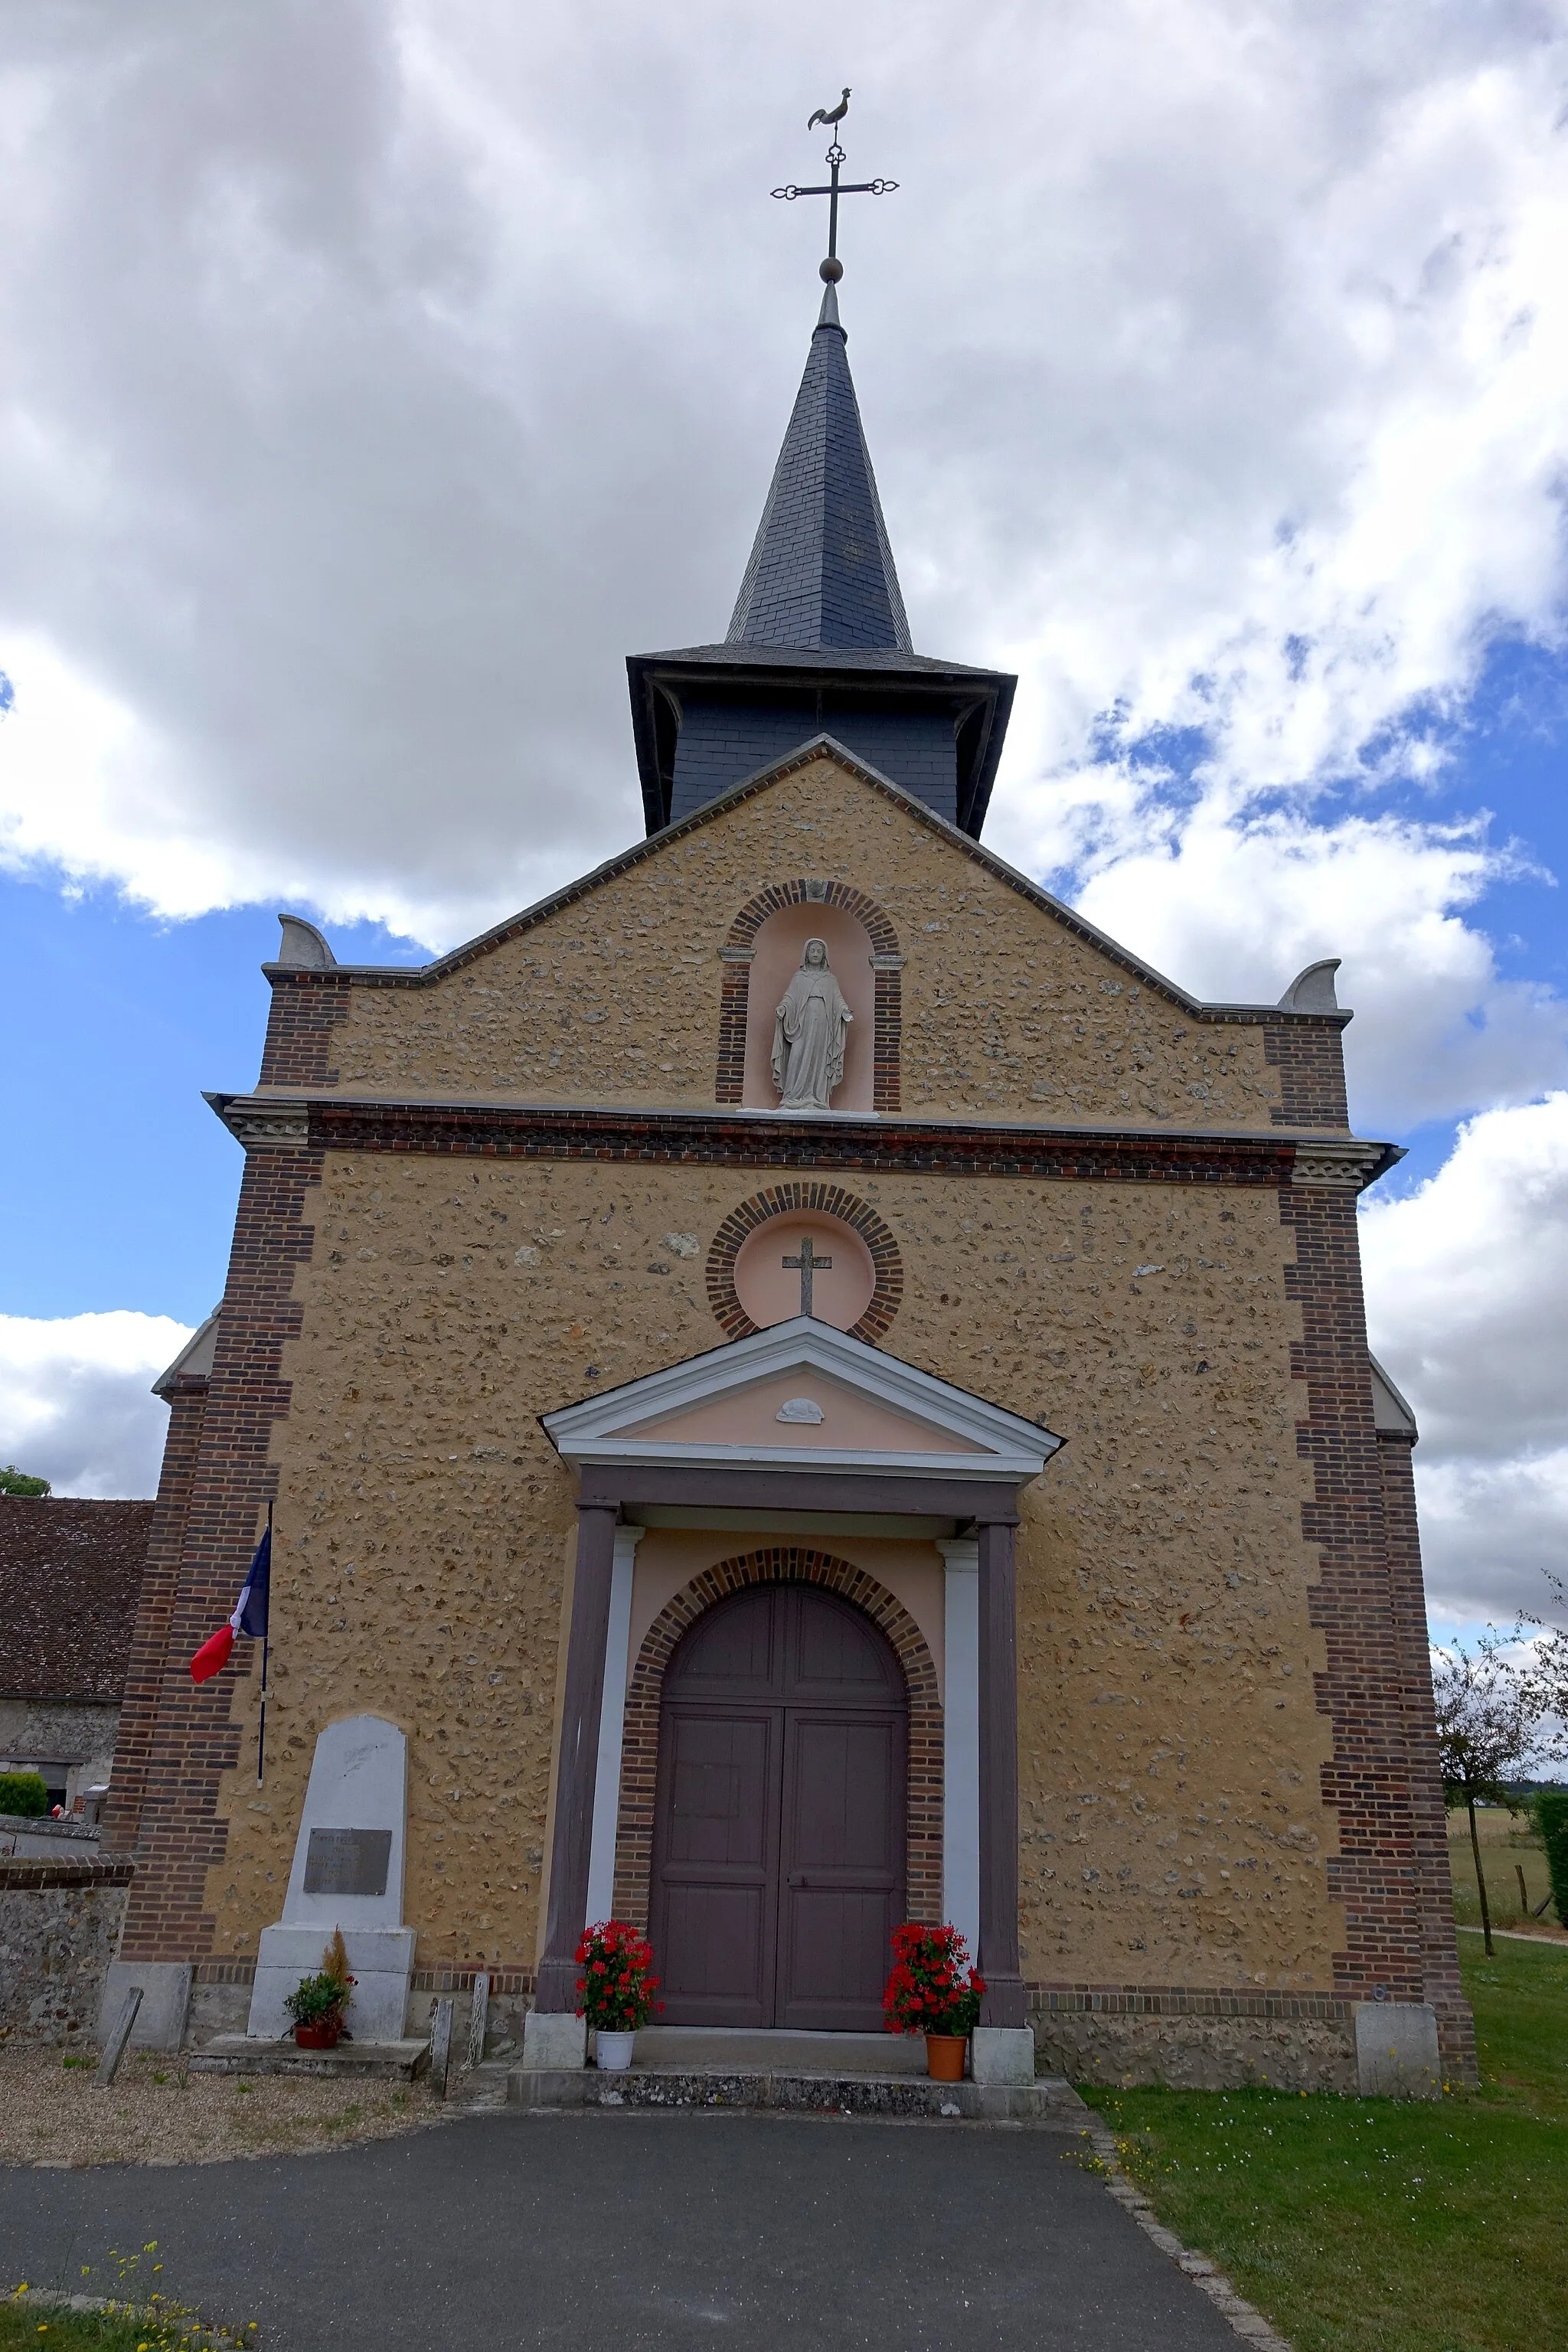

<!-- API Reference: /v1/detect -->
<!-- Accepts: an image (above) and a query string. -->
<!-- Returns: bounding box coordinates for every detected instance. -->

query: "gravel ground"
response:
[0,2047,457,2170]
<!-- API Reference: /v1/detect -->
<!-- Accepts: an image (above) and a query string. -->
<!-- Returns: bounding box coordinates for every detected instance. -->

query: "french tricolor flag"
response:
[189,1525,271,1683]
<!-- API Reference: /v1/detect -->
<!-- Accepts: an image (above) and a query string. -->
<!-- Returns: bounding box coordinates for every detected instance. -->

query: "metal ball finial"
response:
[819,256,843,283]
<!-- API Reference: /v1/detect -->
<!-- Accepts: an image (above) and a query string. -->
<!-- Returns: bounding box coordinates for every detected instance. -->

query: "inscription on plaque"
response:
[303,1827,392,1897]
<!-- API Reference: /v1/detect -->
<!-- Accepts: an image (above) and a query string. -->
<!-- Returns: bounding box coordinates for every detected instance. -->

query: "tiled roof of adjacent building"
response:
[0,1498,154,1702]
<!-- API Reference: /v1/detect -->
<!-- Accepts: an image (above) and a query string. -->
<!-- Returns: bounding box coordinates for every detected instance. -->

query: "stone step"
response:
[188,2035,431,2082]
[508,2066,1087,2125]
[629,2027,927,2077]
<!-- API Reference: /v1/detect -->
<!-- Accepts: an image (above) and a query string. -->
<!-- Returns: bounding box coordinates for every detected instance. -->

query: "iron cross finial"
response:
[772,96,898,281]
[782,1235,834,1318]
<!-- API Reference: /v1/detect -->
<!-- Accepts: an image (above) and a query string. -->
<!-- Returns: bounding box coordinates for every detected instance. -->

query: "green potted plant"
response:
[284,1928,355,2049]
[882,1923,985,2080]
[574,1919,660,2069]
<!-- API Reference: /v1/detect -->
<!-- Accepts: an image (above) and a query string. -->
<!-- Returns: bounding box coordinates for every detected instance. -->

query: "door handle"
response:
[787,1873,811,1888]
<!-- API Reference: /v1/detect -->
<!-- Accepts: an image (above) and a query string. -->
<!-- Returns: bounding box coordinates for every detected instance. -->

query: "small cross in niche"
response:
[782,1236,833,1318]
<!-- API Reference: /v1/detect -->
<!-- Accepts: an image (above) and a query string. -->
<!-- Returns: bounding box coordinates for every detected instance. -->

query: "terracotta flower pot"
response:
[925,2033,966,2082]
[293,2019,344,2050]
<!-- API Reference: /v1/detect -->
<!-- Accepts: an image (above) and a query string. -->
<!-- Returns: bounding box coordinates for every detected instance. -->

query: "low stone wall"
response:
[1031,1991,1358,2092]
[188,1958,533,2057]
[0,1856,133,2047]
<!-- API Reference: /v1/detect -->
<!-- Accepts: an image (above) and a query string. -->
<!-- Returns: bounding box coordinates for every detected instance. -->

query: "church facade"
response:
[103,274,1470,2089]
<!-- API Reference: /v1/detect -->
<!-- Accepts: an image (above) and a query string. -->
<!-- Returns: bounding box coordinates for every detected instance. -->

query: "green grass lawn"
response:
[1081,1937,1567,2352]
[0,2305,250,2352]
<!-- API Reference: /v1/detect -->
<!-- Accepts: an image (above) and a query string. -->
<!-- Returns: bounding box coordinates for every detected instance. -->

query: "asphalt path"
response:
[0,2110,1245,2350]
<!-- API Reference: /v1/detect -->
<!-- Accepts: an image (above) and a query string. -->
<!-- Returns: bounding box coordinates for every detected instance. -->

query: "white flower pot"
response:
[595,2029,635,2072]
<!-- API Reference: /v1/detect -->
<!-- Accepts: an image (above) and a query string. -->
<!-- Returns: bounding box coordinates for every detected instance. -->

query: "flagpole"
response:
[257,1500,272,1785]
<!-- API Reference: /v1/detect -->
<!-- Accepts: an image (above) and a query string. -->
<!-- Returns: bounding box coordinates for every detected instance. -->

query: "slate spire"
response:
[727,288,913,653]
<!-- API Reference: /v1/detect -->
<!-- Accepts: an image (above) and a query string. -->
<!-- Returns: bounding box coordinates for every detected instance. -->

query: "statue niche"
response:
[771,939,853,1112]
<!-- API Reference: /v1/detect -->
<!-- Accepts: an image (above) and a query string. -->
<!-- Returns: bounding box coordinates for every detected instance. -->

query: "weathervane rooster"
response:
[808,87,851,131]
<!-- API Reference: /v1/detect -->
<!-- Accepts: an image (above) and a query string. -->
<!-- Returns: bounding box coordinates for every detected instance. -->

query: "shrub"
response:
[283,1929,355,2027]
[882,1922,985,2037]
[0,1465,51,1496]
[0,1772,48,1817]
[574,1920,660,2031]
[1535,1788,1568,1926]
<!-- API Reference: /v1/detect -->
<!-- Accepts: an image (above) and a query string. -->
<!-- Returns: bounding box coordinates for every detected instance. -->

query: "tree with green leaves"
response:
[0,1465,51,1496]
[1432,1634,1544,1955]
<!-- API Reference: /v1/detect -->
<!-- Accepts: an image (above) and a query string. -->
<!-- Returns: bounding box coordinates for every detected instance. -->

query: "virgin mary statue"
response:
[771,939,853,1111]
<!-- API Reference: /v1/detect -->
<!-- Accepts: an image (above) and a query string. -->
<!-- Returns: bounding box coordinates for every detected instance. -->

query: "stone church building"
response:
[103,270,1468,2090]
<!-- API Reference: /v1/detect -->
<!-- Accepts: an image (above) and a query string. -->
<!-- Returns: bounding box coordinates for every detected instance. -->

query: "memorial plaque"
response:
[303,1826,392,1896]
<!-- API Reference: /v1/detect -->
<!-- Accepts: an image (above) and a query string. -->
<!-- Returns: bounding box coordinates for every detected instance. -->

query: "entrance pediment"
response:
[543,1316,1061,1481]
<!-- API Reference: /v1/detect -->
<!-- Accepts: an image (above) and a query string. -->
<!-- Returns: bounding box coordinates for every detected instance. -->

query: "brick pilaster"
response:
[1379,1430,1476,2081]
[114,1141,322,1963]
[1263,1018,1351,1128]
[1283,1182,1428,2004]
[258,972,352,1087]
[102,1377,208,1858]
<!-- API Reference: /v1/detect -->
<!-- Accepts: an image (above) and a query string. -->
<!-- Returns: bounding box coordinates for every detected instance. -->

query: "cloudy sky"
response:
[2,0,1566,1637]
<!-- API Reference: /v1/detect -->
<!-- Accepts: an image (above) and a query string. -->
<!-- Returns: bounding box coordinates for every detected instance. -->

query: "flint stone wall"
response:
[1034,2004,1357,2092]
[0,1860,132,2046]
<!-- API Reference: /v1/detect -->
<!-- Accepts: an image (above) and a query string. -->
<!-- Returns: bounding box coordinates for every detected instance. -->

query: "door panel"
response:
[790,1590,900,1697]
[777,1711,904,2030]
[780,1891,901,2027]
[665,1715,771,1869]
[651,1707,779,2025]
[673,1584,779,1695]
[650,1583,906,2031]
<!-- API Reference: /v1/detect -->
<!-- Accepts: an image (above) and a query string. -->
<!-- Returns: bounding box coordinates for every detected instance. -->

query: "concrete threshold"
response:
[188,2036,432,2082]
[631,2027,927,2077]
[508,2066,1087,2124]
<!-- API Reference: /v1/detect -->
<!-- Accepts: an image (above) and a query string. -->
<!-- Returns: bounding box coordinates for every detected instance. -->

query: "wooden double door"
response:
[649,1583,907,2030]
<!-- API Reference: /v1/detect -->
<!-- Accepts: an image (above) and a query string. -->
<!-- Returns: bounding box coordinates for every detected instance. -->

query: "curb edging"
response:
[1076,2113,1293,2350]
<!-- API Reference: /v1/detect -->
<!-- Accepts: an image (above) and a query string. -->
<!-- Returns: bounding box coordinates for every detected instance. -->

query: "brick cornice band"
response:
[211,1093,1400,1192]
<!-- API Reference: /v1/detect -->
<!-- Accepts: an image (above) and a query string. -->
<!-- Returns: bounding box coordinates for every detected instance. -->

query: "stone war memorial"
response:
[99,111,1468,2103]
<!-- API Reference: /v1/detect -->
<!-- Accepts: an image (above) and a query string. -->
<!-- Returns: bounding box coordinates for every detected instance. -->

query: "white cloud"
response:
[1361,1096,1568,1622]
[0,0,1563,1086]
[0,1312,191,1498]
[1060,802,1566,1132]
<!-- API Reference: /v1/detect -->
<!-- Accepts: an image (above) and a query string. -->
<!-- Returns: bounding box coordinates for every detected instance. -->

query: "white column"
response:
[939,1536,981,1956]
[584,1524,642,1927]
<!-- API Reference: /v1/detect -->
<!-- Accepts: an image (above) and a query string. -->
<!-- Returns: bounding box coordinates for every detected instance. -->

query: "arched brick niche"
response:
[716,881,902,1112]
[705,1182,903,1342]
[610,1547,943,1933]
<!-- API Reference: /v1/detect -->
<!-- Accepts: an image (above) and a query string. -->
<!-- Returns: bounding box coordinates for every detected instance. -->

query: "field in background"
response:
[1447,1805,1559,1932]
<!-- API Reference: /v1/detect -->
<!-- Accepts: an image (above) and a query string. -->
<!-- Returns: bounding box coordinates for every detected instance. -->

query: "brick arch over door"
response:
[705,1182,903,1342]
[716,881,903,1111]
[611,1547,942,1934]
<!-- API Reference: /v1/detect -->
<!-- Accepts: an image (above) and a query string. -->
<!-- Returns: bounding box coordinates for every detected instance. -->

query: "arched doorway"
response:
[649,1583,907,2030]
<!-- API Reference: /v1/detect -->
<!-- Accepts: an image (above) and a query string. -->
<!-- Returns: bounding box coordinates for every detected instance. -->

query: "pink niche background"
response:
[742,903,876,1112]
[732,1211,877,1331]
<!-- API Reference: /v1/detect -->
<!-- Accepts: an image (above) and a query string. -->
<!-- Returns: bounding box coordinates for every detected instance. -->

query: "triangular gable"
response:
[542,1317,1062,1482]
[289,735,1308,1020]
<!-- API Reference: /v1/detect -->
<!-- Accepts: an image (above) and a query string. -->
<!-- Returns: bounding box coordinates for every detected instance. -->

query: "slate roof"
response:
[0,1498,153,1702]
[727,289,913,652]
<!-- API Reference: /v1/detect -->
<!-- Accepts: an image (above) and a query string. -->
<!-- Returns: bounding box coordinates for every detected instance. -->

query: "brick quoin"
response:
[113,1142,322,1964]
[258,972,354,1088]
[612,1549,942,1936]
[714,880,902,1111]
[1379,1427,1476,2081]
[103,1376,209,1859]
[1282,1181,1465,2056]
[1263,1017,1351,1129]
